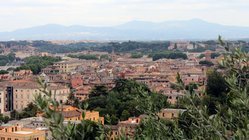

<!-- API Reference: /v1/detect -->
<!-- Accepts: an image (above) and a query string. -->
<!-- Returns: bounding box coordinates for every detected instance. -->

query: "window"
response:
[1,137,5,140]
[162,113,165,117]
[7,138,11,140]
[172,113,175,118]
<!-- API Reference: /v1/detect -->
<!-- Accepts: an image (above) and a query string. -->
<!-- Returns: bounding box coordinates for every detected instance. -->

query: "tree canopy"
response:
[15,56,61,74]
[85,79,169,125]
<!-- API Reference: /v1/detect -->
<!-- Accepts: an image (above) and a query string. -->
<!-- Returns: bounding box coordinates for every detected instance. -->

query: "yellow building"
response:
[60,106,104,124]
[0,125,45,140]
[158,108,186,119]
[37,105,105,124]
[84,111,104,125]
[53,59,83,73]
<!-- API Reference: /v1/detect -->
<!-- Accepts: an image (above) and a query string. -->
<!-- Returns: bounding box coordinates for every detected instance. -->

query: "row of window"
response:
[15,89,38,92]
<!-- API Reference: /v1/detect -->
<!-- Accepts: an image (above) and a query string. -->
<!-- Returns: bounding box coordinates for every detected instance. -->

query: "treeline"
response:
[0,40,171,54]
[188,46,216,52]
[15,56,61,74]
[130,53,143,58]
[31,41,105,54]
[93,41,170,53]
[149,51,188,61]
[68,54,98,60]
[0,53,16,66]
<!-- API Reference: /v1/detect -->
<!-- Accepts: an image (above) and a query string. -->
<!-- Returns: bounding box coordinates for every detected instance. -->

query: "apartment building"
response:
[0,80,71,112]
[53,59,83,73]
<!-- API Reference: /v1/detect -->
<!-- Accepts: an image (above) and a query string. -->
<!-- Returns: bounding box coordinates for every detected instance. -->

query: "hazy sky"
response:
[0,0,249,31]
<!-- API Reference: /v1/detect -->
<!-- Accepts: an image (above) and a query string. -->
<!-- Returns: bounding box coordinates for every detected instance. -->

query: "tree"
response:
[0,70,8,74]
[198,54,205,59]
[152,51,188,61]
[130,53,143,58]
[10,103,39,120]
[120,110,130,121]
[89,85,108,98]
[0,114,10,124]
[199,60,214,66]
[15,56,61,74]
[206,69,228,97]
[85,79,169,125]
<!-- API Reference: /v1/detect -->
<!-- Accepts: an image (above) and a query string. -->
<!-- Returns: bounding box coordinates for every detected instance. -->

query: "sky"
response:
[0,0,249,32]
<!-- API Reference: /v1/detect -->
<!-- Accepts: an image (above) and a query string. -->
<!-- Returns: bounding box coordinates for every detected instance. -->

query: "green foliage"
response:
[135,114,184,140]
[206,69,228,97]
[31,41,104,54]
[130,53,143,58]
[188,46,216,52]
[211,53,221,59]
[99,54,110,61]
[89,85,108,98]
[0,53,16,66]
[68,54,98,60]
[0,70,8,74]
[15,56,61,74]
[67,92,80,107]
[0,114,10,124]
[95,41,170,53]
[199,60,214,66]
[198,54,205,59]
[86,79,169,125]
[151,51,187,61]
[10,103,39,120]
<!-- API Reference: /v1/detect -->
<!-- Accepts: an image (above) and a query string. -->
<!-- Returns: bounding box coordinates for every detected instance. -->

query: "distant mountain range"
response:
[1,19,249,41]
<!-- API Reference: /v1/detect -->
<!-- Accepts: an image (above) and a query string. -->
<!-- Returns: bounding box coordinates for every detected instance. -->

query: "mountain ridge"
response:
[1,19,249,41]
